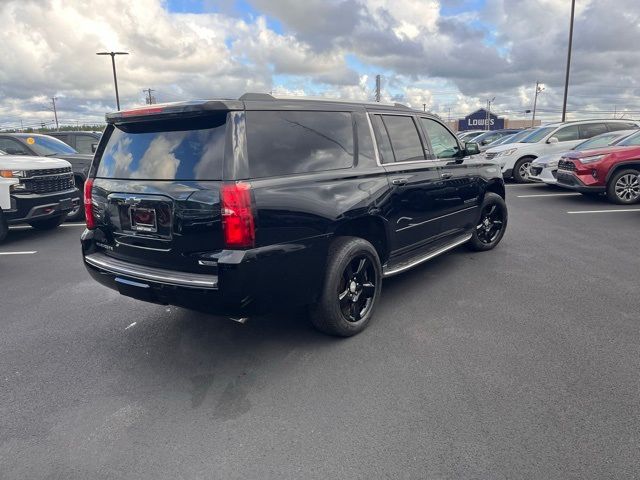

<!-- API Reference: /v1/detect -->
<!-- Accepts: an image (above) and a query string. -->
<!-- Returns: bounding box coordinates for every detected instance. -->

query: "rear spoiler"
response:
[106,100,244,123]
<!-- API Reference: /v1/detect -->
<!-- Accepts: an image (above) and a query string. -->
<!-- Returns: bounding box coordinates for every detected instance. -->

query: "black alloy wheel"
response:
[338,255,377,323]
[468,192,508,251]
[310,237,382,337]
[476,204,504,244]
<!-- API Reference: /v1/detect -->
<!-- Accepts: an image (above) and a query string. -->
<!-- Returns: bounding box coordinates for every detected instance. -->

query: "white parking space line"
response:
[567,208,640,214]
[517,193,581,198]
[61,223,86,227]
[0,251,37,255]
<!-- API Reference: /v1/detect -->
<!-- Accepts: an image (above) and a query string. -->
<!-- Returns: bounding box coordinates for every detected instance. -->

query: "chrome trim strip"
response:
[383,235,472,277]
[395,206,478,232]
[85,252,218,289]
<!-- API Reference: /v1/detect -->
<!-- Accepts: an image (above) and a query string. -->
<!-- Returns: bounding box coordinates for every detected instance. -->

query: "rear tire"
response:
[606,169,640,204]
[512,157,535,183]
[310,237,382,337]
[0,212,7,244]
[467,192,508,251]
[28,214,67,230]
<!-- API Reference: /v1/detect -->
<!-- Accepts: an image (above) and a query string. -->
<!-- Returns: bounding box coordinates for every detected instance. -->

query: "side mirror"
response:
[547,136,559,144]
[464,142,480,156]
[91,143,98,153]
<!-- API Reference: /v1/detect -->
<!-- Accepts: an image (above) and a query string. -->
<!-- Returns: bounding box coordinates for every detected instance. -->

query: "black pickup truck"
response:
[0,133,92,220]
[82,94,508,336]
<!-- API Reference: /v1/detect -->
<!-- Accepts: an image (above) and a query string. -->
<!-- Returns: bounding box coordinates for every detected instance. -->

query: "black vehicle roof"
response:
[105,93,436,123]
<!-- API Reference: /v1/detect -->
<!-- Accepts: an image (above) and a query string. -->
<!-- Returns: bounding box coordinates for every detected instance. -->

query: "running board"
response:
[383,235,472,278]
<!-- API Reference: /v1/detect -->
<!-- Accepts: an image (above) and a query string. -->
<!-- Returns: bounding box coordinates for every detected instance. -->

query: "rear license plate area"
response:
[130,207,157,233]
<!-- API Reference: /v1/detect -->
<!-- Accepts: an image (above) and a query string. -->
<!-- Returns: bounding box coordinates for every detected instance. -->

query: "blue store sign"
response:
[458,109,504,131]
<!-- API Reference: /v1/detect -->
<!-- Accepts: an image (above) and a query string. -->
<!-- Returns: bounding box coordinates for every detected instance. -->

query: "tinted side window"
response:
[246,111,354,178]
[579,123,607,139]
[0,138,30,155]
[553,125,580,142]
[381,115,426,162]
[608,122,637,132]
[370,114,395,163]
[421,118,460,158]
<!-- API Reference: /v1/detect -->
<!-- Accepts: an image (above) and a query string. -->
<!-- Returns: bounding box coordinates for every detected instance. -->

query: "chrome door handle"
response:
[391,178,408,186]
[440,172,452,179]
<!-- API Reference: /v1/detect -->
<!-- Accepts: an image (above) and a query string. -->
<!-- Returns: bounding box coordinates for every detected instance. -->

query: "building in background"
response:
[447,108,541,132]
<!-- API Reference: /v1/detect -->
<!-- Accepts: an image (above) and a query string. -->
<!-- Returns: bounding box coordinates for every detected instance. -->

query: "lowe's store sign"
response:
[458,109,504,131]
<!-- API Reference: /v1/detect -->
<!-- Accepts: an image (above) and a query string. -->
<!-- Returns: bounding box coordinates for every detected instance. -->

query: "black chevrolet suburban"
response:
[82,94,507,336]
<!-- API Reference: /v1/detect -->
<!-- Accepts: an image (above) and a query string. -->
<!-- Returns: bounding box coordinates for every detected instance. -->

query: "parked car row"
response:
[471,119,640,183]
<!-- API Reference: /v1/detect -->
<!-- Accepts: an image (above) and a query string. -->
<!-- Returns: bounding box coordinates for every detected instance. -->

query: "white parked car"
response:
[529,129,638,185]
[482,120,640,183]
[0,151,80,243]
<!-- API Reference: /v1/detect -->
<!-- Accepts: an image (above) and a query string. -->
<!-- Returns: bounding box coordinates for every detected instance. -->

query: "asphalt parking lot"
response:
[1,183,639,479]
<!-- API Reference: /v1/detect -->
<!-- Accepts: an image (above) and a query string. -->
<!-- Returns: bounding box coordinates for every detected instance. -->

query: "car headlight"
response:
[497,148,518,157]
[547,160,559,168]
[9,182,27,191]
[578,155,605,164]
[0,170,26,178]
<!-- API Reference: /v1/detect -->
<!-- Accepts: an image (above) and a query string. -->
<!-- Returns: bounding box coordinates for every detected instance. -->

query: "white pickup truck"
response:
[0,150,81,243]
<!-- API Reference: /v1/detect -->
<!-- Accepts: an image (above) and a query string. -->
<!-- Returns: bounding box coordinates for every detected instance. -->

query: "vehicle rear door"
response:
[89,112,230,272]
[420,117,481,236]
[369,113,445,253]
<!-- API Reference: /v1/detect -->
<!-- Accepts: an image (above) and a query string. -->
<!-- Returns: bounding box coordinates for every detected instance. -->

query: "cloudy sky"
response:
[0,0,639,130]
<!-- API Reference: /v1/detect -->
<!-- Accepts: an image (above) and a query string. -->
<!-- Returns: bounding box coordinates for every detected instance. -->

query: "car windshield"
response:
[520,126,557,143]
[575,133,622,151]
[487,134,514,147]
[26,135,78,156]
[616,130,640,146]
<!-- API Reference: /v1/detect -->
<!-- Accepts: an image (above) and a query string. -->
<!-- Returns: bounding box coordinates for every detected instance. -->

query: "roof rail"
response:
[239,92,275,101]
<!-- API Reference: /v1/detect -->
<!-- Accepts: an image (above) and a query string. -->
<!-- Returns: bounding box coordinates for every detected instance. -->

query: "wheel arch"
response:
[332,216,390,265]
[605,161,640,183]
[484,179,505,199]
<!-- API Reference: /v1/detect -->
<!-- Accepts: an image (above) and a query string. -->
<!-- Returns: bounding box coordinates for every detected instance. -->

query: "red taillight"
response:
[221,182,255,248]
[84,178,95,229]
[121,107,164,117]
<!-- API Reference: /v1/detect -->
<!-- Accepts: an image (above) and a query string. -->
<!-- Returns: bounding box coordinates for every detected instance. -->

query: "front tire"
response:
[28,214,67,230]
[606,169,640,204]
[512,157,535,183]
[310,237,382,337]
[468,192,508,251]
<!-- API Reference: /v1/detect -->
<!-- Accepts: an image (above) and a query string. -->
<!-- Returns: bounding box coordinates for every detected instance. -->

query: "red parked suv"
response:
[556,130,640,204]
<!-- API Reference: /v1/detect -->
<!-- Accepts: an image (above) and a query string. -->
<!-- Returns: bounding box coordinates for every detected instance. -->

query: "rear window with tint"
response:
[96,114,227,180]
[245,111,354,178]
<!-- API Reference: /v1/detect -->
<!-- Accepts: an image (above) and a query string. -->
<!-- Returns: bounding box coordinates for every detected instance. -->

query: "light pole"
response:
[96,51,129,110]
[531,81,544,127]
[561,0,576,122]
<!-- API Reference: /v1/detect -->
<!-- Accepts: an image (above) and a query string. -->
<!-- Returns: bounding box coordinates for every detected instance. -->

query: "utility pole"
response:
[96,51,129,110]
[423,103,426,112]
[486,97,495,130]
[143,88,155,105]
[531,81,544,127]
[561,0,576,122]
[375,75,381,102]
[51,97,59,131]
